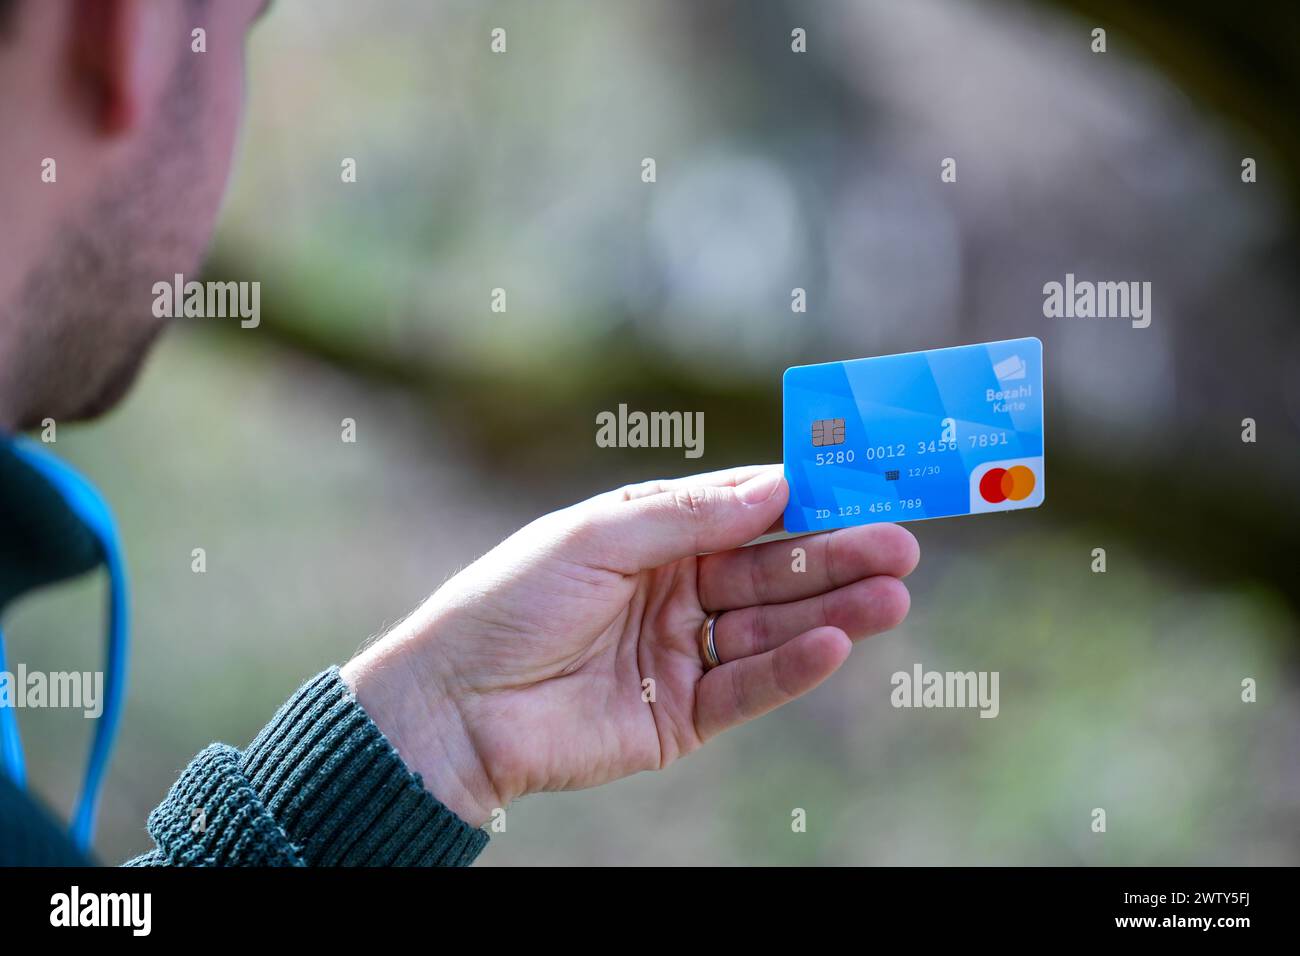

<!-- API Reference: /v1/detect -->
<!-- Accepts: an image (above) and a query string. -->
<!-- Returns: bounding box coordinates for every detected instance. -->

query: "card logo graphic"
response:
[993,354,1026,382]
[811,418,845,447]
[978,465,1035,503]
[969,457,1045,514]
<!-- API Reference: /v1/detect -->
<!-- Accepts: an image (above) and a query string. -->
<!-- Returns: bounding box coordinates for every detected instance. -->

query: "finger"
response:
[712,576,910,663]
[579,467,788,572]
[697,522,920,611]
[591,464,781,505]
[695,626,851,741]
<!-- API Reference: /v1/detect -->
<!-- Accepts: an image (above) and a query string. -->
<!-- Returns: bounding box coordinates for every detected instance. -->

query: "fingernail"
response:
[736,469,784,505]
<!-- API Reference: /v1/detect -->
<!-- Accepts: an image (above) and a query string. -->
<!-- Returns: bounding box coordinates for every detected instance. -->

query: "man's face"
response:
[0,0,266,431]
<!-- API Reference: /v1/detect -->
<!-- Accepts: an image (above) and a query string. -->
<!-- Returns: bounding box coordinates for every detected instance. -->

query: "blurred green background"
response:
[9,0,1300,864]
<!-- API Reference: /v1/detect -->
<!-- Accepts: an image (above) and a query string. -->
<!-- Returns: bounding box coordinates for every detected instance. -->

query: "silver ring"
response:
[700,612,722,669]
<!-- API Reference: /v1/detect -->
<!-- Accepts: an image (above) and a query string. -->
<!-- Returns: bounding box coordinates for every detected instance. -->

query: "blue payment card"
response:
[782,338,1045,532]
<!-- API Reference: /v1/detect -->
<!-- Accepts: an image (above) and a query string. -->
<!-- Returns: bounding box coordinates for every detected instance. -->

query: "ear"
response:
[72,0,174,136]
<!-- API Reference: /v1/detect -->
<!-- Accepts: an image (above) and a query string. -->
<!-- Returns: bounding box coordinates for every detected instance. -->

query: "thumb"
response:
[582,468,788,572]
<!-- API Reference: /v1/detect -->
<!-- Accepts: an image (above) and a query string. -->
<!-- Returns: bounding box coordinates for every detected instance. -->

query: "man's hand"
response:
[340,465,919,826]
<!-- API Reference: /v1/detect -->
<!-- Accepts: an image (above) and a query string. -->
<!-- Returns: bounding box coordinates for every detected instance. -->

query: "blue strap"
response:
[0,627,25,786]
[3,439,130,854]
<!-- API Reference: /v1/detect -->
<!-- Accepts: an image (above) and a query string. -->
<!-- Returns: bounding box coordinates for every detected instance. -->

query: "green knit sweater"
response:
[0,665,488,866]
[0,440,487,866]
[123,667,489,866]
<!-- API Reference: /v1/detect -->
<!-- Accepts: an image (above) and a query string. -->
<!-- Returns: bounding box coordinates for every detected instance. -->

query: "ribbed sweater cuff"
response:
[133,668,488,867]
[239,667,489,866]
[136,743,306,866]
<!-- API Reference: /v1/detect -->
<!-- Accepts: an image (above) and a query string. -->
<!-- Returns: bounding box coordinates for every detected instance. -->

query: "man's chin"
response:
[76,327,165,420]
[18,322,166,431]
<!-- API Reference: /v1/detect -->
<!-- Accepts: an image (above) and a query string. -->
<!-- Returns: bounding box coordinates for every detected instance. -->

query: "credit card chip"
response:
[811,418,845,447]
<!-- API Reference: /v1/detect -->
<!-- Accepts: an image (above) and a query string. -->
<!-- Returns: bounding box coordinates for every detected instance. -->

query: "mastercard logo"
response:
[978,464,1036,503]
